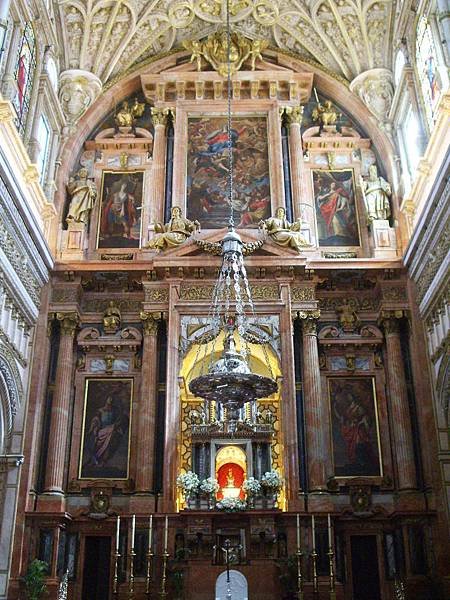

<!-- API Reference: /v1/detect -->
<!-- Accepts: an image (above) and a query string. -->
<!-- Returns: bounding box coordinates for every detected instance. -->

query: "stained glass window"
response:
[416,16,441,127]
[13,22,36,136]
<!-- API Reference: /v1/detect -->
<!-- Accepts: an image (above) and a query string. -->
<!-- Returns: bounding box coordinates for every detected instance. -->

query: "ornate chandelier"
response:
[188,1,277,410]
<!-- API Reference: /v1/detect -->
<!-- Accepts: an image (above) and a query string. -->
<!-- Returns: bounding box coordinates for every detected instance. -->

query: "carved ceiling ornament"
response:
[59,69,102,132]
[183,30,268,75]
[350,68,394,124]
[57,0,393,84]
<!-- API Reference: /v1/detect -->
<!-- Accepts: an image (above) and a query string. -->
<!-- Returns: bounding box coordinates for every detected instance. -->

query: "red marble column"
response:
[382,315,416,490]
[44,312,78,494]
[135,312,159,491]
[149,108,169,224]
[284,106,315,229]
[300,312,327,491]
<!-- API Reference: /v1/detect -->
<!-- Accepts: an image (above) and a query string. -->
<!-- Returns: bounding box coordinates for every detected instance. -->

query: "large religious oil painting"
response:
[186,116,271,228]
[79,378,133,480]
[97,171,144,248]
[328,377,382,477]
[312,170,360,246]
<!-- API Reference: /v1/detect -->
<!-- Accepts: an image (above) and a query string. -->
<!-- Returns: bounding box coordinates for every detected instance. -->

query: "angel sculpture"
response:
[115,98,145,129]
[147,206,200,252]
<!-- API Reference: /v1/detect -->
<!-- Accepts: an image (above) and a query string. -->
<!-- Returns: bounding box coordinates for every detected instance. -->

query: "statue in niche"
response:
[312,100,341,135]
[226,469,236,488]
[360,165,392,223]
[66,167,97,224]
[260,207,309,252]
[114,98,145,129]
[147,206,200,252]
[102,301,121,334]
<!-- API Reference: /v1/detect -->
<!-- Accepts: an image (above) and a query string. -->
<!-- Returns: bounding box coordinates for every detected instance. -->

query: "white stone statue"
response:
[360,165,391,223]
[66,167,97,224]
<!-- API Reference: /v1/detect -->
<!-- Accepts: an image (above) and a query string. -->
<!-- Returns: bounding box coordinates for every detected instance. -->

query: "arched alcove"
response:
[215,569,248,600]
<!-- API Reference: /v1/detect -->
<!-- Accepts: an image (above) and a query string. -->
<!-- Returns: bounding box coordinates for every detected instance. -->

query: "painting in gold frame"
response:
[328,377,382,477]
[186,115,271,228]
[312,169,360,246]
[96,171,144,249]
[79,378,133,480]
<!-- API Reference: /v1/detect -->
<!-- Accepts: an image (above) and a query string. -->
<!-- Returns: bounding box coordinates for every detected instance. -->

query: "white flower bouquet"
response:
[260,470,282,491]
[242,477,261,496]
[199,477,219,495]
[216,497,247,512]
[176,471,200,496]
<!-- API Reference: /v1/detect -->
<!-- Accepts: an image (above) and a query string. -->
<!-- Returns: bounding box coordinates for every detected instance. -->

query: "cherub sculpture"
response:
[260,207,309,252]
[115,98,145,129]
[102,301,121,333]
[147,206,200,252]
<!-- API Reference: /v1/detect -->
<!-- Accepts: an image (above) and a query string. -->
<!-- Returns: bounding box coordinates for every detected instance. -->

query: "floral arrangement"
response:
[216,497,247,512]
[242,477,261,496]
[176,471,200,496]
[261,470,282,491]
[199,477,219,495]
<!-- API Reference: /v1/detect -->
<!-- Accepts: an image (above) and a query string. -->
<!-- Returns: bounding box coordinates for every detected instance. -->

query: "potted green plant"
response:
[22,559,48,600]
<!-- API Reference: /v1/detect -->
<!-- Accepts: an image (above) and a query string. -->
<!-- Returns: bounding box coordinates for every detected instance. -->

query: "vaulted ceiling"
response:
[56,0,394,84]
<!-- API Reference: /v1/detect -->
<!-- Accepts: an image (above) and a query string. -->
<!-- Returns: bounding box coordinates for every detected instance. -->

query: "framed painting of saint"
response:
[79,378,133,480]
[312,170,360,246]
[328,377,382,477]
[186,116,271,228]
[96,171,144,249]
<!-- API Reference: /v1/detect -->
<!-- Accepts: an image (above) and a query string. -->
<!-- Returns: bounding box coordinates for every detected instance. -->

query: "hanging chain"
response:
[226,0,234,229]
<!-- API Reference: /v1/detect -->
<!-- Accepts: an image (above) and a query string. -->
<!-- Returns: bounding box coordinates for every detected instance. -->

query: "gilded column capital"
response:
[151,107,171,127]
[140,310,160,336]
[298,309,321,335]
[282,105,304,126]
[378,309,407,335]
[56,312,79,337]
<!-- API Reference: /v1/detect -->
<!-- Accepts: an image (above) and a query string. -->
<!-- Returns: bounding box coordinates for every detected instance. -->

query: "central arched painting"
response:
[186,116,271,228]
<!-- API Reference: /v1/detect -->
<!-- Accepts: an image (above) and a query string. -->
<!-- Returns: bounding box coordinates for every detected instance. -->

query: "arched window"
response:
[12,22,36,136]
[416,16,441,127]
[45,56,58,90]
[394,50,406,86]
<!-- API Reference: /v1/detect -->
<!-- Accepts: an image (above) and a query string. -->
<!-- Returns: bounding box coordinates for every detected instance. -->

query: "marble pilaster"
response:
[147,108,169,243]
[299,311,327,491]
[44,312,78,495]
[284,106,314,243]
[135,312,159,492]
[381,314,416,490]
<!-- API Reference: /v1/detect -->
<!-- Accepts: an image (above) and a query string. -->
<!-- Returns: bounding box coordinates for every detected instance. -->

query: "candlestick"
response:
[296,514,301,550]
[328,545,336,600]
[296,547,304,600]
[311,515,318,598]
[328,513,332,548]
[116,516,120,551]
[163,516,168,552]
[159,550,169,598]
[131,514,136,550]
[149,515,153,551]
[128,546,136,600]
[112,548,120,597]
